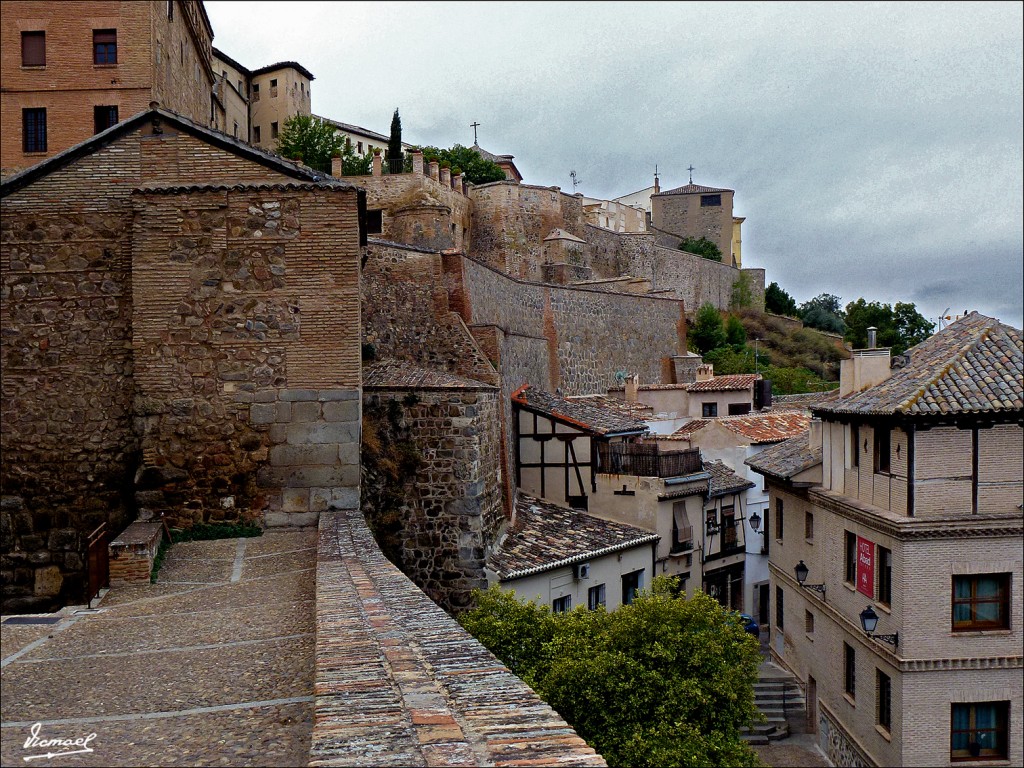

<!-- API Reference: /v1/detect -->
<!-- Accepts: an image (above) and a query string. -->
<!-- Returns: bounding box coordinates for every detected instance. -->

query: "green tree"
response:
[337,137,372,175]
[275,114,344,174]
[725,314,747,348]
[678,236,723,262]
[730,272,755,310]
[764,281,799,317]
[843,298,934,355]
[414,144,507,184]
[460,581,762,768]
[799,293,846,334]
[689,303,728,354]
[385,108,404,172]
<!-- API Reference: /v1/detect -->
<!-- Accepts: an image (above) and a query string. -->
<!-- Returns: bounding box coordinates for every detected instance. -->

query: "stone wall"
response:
[1,117,363,610]
[820,707,871,767]
[363,384,504,612]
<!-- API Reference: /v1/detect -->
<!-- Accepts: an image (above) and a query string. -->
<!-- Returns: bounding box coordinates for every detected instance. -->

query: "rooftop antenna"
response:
[470,121,480,145]
[687,164,695,184]
[570,169,581,191]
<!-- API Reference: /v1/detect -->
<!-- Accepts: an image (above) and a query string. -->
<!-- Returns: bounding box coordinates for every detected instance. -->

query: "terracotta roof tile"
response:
[490,495,659,580]
[513,386,649,436]
[815,313,1023,417]
[686,374,760,392]
[656,183,733,195]
[567,394,655,419]
[745,432,821,480]
[770,390,841,411]
[705,460,756,497]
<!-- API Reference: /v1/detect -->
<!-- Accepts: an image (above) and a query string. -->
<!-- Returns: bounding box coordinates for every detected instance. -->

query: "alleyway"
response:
[1,530,316,766]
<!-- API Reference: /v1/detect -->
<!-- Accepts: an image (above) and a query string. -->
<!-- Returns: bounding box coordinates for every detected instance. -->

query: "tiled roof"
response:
[815,313,1023,417]
[770,390,840,411]
[705,460,756,497]
[567,394,655,419]
[686,374,760,392]
[656,183,733,195]
[665,419,711,439]
[313,114,390,144]
[490,495,659,580]
[363,360,495,390]
[473,143,515,163]
[251,61,315,81]
[543,228,586,243]
[211,47,251,76]
[665,412,809,444]
[745,432,821,481]
[513,386,649,436]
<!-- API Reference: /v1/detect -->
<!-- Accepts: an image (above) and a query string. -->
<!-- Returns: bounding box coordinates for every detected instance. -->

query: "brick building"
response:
[1,0,217,176]
[651,181,745,268]
[747,314,1023,766]
[1,107,366,612]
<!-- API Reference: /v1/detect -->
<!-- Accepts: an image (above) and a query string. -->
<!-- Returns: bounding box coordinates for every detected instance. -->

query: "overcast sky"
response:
[205,1,1023,329]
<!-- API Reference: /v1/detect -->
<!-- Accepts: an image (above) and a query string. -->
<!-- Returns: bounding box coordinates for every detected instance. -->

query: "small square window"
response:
[365,210,383,234]
[552,595,571,614]
[21,31,46,67]
[93,29,117,65]
[728,403,751,415]
[588,583,606,610]
[953,573,1010,631]
[951,701,1008,760]
[700,194,722,207]
[702,402,718,417]
[22,108,47,153]
[93,105,118,134]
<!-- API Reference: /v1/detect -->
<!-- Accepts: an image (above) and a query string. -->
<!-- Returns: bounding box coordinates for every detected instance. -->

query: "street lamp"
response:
[860,605,899,647]
[794,560,826,596]
[748,510,761,532]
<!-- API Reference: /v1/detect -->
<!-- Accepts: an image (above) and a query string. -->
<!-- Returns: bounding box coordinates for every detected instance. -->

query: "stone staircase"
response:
[741,662,807,745]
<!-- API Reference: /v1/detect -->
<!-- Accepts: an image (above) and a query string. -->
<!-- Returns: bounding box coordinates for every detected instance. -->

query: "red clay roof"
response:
[686,374,760,392]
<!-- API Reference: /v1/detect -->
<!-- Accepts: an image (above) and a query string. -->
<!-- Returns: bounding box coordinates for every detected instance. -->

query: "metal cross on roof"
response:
[687,164,695,184]
[470,121,481,145]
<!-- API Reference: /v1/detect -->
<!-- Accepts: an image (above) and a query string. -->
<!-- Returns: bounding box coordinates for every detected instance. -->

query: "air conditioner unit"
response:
[573,562,591,580]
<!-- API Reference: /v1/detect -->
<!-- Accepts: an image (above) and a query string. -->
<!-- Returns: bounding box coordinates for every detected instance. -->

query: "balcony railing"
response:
[597,443,702,479]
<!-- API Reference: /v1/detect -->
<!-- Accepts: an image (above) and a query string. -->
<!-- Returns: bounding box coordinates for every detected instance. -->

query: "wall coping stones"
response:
[312,507,606,767]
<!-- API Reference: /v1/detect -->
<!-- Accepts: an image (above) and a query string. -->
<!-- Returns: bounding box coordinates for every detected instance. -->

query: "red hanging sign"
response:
[857,536,875,597]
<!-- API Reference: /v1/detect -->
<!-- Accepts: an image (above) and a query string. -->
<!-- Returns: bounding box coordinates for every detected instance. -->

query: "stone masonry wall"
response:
[362,240,497,387]
[363,385,504,613]
[1,120,362,610]
[130,184,362,527]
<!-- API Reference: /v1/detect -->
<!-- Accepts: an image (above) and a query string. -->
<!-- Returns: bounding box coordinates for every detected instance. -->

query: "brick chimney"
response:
[411,150,424,176]
[625,374,639,404]
[372,150,382,177]
[696,363,714,382]
[331,154,342,177]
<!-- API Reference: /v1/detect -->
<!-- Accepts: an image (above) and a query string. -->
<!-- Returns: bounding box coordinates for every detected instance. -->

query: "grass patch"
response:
[150,537,171,584]
[170,522,263,543]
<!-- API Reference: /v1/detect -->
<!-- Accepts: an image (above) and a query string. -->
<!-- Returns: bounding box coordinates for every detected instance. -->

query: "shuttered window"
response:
[22,31,45,66]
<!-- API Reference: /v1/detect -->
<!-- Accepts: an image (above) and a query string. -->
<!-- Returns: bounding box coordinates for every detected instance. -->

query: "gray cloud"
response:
[205,1,1023,328]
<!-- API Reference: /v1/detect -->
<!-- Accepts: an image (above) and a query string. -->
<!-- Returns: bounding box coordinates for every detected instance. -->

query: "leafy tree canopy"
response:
[275,114,344,174]
[799,293,846,334]
[689,303,728,354]
[844,298,934,355]
[678,236,723,262]
[460,580,761,768]
[413,144,507,185]
[338,137,372,176]
[764,281,799,317]
[730,272,755,310]
[725,314,747,348]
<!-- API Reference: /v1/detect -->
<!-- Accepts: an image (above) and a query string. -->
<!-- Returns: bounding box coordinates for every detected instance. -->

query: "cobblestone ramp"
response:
[311,508,606,767]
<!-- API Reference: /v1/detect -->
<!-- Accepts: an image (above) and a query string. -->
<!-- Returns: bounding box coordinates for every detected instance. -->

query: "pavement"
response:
[1,529,317,767]
[753,733,832,767]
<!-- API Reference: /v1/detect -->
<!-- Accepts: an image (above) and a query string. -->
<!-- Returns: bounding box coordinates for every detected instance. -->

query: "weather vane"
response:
[470,121,481,145]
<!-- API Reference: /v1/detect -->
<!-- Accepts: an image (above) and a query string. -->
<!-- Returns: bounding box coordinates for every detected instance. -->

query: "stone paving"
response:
[1,529,317,767]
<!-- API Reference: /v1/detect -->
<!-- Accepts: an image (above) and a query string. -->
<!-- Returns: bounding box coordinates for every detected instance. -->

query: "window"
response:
[701,194,722,207]
[270,77,278,97]
[804,511,814,540]
[93,29,117,65]
[874,427,891,474]
[621,569,644,605]
[21,31,45,67]
[774,498,784,540]
[357,141,363,153]
[232,121,239,138]
[877,670,892,731]
[22,108,46,153]
[252,83,260,102]
[721,505,738,549]
[365,210,383,234]
[270,78,278,87]
[775,586,784,628]
[253,125,261,144]
[844,642,856,699]
[588,583,606,610]
[552,595,571,613]
[93,105,118,134]
[270,121,279,139]
[728,403,751,415]
[671,501,693,553]
[951,702,1008,760]
[167,0,174,20]
[845,531,857,584]
[850,424,860,467]
[805,610,815,634]
[237,79,243,94]
[702,402,718,417]
[953,573,1010,631]
[877,546,892,606]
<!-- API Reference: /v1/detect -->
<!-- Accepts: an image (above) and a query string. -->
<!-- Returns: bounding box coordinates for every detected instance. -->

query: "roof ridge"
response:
[896,320,994,413]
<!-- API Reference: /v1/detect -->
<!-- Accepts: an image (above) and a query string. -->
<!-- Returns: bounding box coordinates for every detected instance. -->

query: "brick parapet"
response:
[311,506,606,767]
